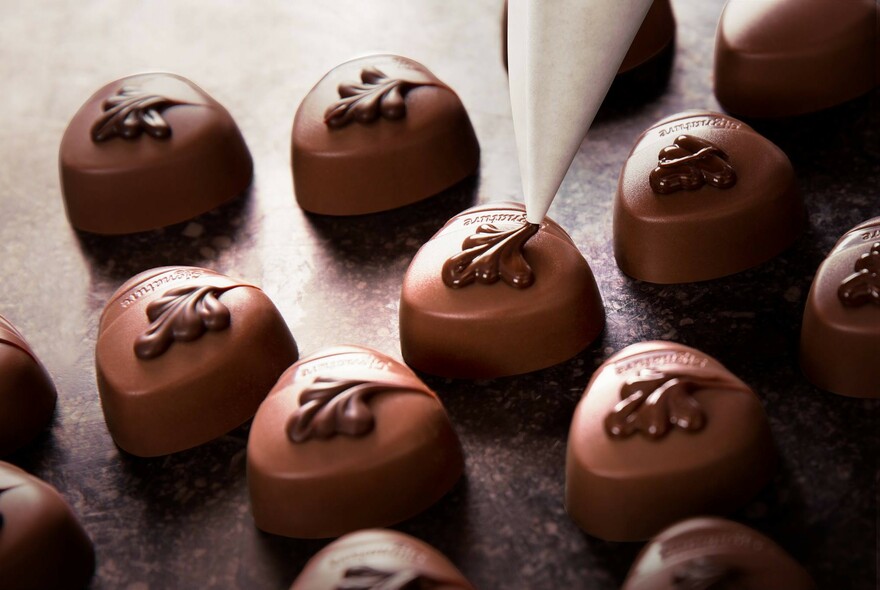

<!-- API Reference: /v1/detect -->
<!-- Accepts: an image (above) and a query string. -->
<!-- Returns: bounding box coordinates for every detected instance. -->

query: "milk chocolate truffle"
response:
[801,218,880,398]
[0,461,95,590]
[292,54,480,215]
[614,110,803,283]
[290,529,475,590]
[622,517,816,590]
[96,266,298,457]
[565,341,775,541]
[400,202,604,379]
[248,346,463,538]
[715,0,879,118]
[0,315,56,456]
[60,73,253,234]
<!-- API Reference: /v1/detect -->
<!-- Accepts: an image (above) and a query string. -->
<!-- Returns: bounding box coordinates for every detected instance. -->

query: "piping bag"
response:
[508,0,655,224]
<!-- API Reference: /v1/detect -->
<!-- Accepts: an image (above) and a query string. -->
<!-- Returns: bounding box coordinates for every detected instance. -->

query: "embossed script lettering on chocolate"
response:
[441,221,539,289]
[324,67,436,128]
[91,86,184,142]
[649,134,736,194]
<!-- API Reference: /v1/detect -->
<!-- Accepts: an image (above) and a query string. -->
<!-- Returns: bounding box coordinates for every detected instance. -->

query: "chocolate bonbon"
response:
[565,341,775,541]
[614,110,803,283]
[292,54,480,215]
[248,345,463,538]
[801,218,880,398]
[60,73,253,234]
[622,517,816,590]
[400,201,604,379]
[289,529,475,590]
[0,461,95,590]
[96,266,298,457]
[715,0,879,118]
[0,314,56,456]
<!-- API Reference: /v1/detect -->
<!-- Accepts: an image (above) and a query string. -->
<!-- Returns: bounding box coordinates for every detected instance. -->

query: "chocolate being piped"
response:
[324,67,436,128]
[649,135,737,194]
[441,221,539,288]
[837,242,880,306]
[91,86,185,142]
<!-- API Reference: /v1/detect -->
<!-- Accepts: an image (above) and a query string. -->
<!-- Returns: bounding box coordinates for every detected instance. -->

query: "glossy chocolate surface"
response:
[622,517,816,590]
[0,315,56,457]
[614,110,804,283]
[566,342,775,541]
[290,529,475,590]
[400,201,604,379]
[248,345,463,538]
[715,0,879,118]
[96,266,298,457]
[60,73,253,234]
[800,218,880,398]
[0,461,95,590]
[292,54,480,215]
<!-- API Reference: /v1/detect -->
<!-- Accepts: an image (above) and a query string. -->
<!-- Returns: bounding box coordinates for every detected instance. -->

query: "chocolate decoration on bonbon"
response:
[96,266,298,457]
[289,529,475,590]
[566,342,775,541]
[441,221,539,289]
[0,462,96,590]
[837,242,880,306]
[248,346,463,538]
[801,218,880,398]
[714,0,878,118]
[614,110,803,284]
[292,54,480,215]
[0,314,57,456]
[60,72,253,234]
[621,517,816,590]
[400,201,604,379]
[133,284,237,360]
[604,367,751,440]
[649,135,736,194]
[91,86,185,142]
[324,67,436,128]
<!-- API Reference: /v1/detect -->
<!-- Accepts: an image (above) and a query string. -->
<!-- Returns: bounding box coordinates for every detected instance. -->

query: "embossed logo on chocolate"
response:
[119,268,204,308]
[324,67,435,128]
[335,565,450,590]
[671,557,742,590]
[838,242,880,307]
[650,135,737,194]
[91,86,186,142]
[134,285,238,360]
[655,116,741,138]
[613,350,709,375]
[442,221,539,289]
[605,368,751,439]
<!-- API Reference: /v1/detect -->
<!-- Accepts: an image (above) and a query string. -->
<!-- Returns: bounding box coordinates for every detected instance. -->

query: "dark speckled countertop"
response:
[0,0,877,588]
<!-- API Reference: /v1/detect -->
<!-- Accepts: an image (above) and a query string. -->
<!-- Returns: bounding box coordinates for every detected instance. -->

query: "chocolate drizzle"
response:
[672,557,742,590]
[336,566,449,590]
[287,376,432,443]
[442,221,539,289]
[91,86,184,142]
[134,285,237,360]
[604,368,750,439]
[324,67,431,128]
[838,242,880,306]
[650,135,737,194]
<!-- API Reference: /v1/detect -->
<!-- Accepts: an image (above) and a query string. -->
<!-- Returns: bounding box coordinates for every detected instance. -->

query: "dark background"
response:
[0,0,877,588]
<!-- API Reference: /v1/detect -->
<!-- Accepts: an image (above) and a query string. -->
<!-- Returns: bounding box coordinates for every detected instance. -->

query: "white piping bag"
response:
[508,0,654,224]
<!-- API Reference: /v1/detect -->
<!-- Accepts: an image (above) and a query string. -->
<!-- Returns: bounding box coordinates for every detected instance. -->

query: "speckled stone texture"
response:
[0,1,877,589]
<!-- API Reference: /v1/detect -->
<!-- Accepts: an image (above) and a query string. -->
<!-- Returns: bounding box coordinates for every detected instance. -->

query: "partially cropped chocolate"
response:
[96,266,298,457]
[801,218,880,398]
[566,341,775,541]
[614,110,803,283]
[0,314,56,456]
[715,0,878,118]
[0,461,95,590]
[622,517,816,590]
[400,201,604,379]
[289,529,475,590]
[60,73,253,234]
[292,54,480,215]
[248,345,463,538]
